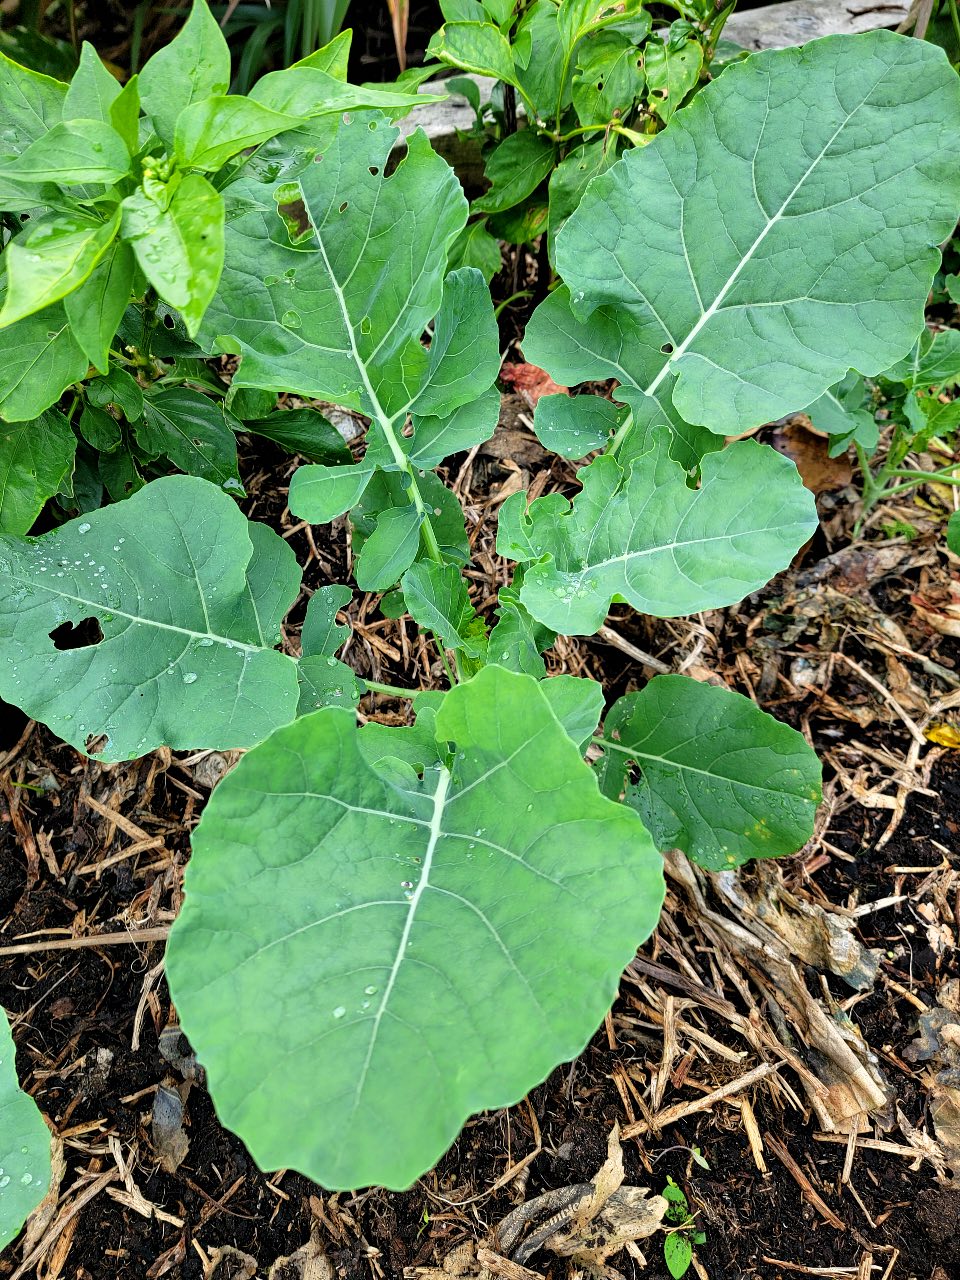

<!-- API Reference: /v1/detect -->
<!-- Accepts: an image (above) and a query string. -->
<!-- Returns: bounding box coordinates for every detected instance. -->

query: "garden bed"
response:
[1,3,958,1278]
[1,397,958,1279]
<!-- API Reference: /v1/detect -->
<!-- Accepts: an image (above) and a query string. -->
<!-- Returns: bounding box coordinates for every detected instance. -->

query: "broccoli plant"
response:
[1,26,959,1218]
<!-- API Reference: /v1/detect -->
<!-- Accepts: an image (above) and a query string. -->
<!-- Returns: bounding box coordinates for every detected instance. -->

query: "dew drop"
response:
[400,880,414,890]
[182,672,198,684]
[364,984,377,995]
[332,1006,346,1019]
[77,522,91,534]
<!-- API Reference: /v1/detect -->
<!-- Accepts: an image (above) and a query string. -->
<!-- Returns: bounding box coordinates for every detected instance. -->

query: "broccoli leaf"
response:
[597,675,822,869]
[166,665,664,1190]
[0,476,301,760]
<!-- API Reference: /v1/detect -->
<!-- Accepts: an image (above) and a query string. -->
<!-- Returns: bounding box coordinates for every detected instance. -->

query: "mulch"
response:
[2,365,959,1280]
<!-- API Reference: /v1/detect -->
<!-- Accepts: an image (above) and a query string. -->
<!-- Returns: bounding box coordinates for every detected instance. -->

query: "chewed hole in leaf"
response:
[163,314,175,329]
[661,342,674,354]
[85,733,109,756]
[274,182,315,245]
[49,617,104,651]
[339,201,348,213]
[369,166,379,176]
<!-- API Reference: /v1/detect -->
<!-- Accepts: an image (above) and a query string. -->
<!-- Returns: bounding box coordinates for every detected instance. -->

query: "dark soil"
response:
[2,400,959,1278]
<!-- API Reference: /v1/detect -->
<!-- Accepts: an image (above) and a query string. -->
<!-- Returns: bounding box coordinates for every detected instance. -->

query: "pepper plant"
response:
[425,0,740,274]
[1,26,960,1230]
[0,0,435,531]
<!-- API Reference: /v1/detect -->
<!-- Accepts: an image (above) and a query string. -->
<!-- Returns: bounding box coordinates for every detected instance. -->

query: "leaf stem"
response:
[436,640,459,687]
[887,465,960,483]
[360,678,418,698]
[948,0,960,55]
[604,410,634,458]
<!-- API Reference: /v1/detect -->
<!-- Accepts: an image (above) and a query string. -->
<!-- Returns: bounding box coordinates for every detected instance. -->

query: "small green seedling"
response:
[662,1177,706,1279]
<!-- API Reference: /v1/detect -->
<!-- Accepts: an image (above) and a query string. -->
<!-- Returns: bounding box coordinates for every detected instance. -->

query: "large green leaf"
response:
[0,476,301,760]
[0,50,67,156]
[532,32,960,438]
[200,117,480,414]
[498,433,817,634]
[0,1007,51,1251]
[137,387,242,491]
[121,172,225,337]
[166,665,664,1190]
[0,302,89,422]
[200,113,500,550]
[63,42,121,122]
[138,0,230,144]
[0,119,130,185]
[597,675,822,869]
[0,409,76,534]
[0,208,121,326]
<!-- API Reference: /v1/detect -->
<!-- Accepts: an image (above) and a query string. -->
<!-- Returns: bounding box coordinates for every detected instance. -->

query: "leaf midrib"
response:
[643,62,894,401]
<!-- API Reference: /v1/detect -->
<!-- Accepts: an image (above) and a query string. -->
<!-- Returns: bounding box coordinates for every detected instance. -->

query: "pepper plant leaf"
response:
[137,387,243,492]
[0,409,76,534]
[121,172,225,337]
[249,67,444,117]
[0,302,89,423]
[63,240,136,374]
[0,50,67,155]
[0,476,301,760]
[138,0,231,144]
[173,96,306,172]
[0,119,130,185]
[425,22,519,85]
[533,32,960,439]
[165,665,664,1190]
[0,1008,51,1251]
[498,433,817,635]
[596,675,822,869]
[63,41,121,122]
[241,408,351,466]
[0,208,121,327]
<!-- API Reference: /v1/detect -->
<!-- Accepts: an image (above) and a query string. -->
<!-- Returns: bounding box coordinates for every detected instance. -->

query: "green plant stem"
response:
[855,440,886,512]
[436,640,459,687]
[361,678,417,698]
[604,410,634,458]
[552,122,605,144]
[494,289,533,317]
[948,0,960,54]
[888,464,960,483]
